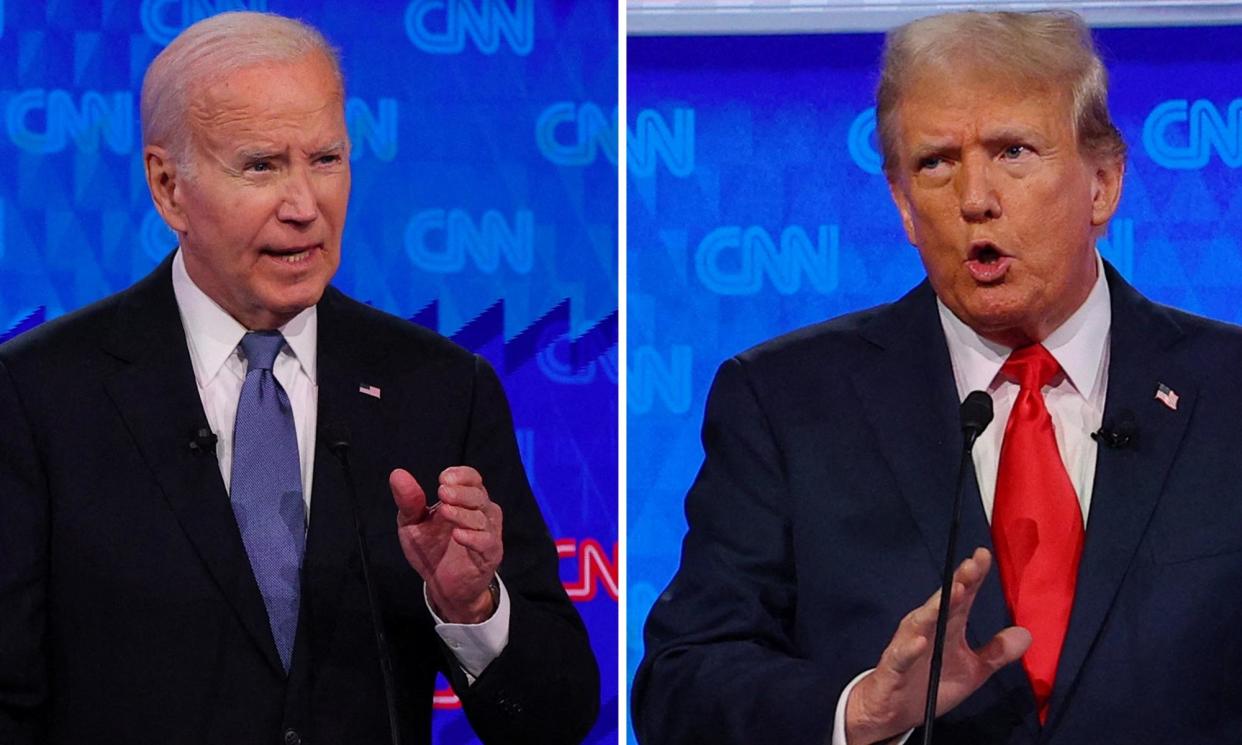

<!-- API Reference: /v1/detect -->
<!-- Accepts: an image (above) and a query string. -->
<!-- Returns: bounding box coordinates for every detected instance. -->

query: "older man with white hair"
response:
[0,11,597,744]
[635,9,1242,745]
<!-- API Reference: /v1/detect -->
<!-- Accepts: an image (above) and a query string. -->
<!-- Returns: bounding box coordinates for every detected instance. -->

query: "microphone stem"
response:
[921,429,979,745]
[334,446,403,745]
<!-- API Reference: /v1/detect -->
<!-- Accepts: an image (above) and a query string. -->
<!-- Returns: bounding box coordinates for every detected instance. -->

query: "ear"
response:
[1089,155,1124,228]
[887,176,919,246]
[144,145,189,234]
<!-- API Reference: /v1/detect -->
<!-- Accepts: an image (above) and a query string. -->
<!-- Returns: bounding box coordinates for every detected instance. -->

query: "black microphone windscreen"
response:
[323,423,352,455]
[960,390,994,436]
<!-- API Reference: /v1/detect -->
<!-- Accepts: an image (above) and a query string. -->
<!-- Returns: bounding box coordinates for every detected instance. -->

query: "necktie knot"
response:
[240,331,285,372]
[1002,343,1061,391]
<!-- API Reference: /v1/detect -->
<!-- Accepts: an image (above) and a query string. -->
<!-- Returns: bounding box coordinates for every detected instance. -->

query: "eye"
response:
[1001,144,1029,160]
[246,160,273,173]
[316,153,342,165]
[917,155,944,171]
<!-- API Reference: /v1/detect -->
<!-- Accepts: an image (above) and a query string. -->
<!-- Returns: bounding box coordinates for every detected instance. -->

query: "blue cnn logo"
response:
[6,90,133,155]
[346,98,398,162]
[536,102,616,168]
[405,0,533,55]
[848,107,882,175]
[405,209,534,273]
[695,225,840,296]
[140,0,268,46]
[538,102,695,178]
[1144,99,1242,169]
[629,108,694,178]
[537,335,618,386]
[628,345,692,415]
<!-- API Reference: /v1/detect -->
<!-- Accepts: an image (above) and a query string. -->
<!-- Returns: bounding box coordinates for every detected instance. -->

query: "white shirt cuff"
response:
[426,575,511,684]
[832,669,914,745]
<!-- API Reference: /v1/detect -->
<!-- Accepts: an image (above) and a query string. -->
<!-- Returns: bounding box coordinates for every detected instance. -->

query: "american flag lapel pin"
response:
[1155,382,1178,411]
[359,383,382,400]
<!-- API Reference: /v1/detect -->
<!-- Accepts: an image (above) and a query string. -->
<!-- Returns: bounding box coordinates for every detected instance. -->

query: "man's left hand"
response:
[390,466,504,624]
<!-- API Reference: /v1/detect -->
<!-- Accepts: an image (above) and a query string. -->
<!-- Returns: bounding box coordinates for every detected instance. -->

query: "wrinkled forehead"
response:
[186,53,345,144]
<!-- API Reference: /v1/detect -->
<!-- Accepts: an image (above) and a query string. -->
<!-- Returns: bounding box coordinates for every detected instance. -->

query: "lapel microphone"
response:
[1092,409,1138,450]
[188,427,218,455]
[325,424,403,745]
[922,390,994,745]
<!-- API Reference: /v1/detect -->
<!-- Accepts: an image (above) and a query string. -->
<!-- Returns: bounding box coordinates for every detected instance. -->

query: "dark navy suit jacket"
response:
[0,257,598,744]
[634,264,1242,744]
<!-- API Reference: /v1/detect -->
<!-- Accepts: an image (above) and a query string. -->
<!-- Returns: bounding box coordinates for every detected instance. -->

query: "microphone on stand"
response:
[921,390,993,745]
[325,424,403,745]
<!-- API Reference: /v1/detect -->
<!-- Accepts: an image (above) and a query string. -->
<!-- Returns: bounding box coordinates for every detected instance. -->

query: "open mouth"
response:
[972,242,1002,264]
[965,241,1011,282]
[263,245,319,264]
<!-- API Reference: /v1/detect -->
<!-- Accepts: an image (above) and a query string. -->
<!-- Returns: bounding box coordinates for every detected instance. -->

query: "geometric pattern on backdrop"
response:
[0,2,617,742]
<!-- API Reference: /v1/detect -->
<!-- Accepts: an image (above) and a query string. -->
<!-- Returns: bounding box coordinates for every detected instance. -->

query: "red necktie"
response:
[992,344,1084,724]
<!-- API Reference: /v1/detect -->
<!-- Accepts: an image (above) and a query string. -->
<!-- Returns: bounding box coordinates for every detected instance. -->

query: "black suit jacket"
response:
[633,264,1242,744]
[0,257,598,744]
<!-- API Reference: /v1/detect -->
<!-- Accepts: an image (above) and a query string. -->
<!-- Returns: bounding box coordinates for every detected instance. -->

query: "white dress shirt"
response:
[170,249,509,680]
[831,255,1112,744]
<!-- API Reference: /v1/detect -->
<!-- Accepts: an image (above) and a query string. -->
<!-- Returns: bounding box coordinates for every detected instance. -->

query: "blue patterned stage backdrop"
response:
[627,23,1242,742]
[0,1,616,742]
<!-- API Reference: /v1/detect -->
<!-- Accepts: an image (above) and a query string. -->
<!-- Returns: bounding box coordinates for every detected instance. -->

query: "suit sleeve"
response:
[0,357,49,741]
[632,356,840,745]
[448,355,600,745]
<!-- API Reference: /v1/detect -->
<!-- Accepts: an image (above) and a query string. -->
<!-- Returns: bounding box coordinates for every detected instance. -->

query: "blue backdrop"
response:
[627,22,1242,741]
[0,1,617,742]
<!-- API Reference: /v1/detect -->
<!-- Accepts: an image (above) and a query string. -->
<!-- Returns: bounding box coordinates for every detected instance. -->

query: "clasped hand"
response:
[845,548,1032,745]
[389,466,504,624]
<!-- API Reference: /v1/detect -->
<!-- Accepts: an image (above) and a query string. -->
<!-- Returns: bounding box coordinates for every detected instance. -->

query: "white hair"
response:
[140,11,344,172]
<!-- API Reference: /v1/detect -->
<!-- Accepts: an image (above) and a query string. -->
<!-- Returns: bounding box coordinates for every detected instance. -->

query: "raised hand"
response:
[390,466,504,624]
[845,548,1031,745]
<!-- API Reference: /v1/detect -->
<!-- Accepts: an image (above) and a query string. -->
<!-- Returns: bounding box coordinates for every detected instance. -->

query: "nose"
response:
[276,167,319,224]
[957,154,1001,222]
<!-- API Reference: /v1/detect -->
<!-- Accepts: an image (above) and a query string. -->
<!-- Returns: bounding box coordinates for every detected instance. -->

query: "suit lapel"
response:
[1044,266,1195,732]
[100,258,284,673]
[852,282,1034,725]
[300,288,396,657]
[851,283,1031,705]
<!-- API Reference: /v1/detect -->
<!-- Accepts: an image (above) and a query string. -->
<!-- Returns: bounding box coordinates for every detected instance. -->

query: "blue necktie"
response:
[230,331,305,672]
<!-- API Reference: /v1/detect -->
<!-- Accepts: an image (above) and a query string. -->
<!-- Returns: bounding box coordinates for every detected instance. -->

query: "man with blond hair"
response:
[635,10,1242,744]
[0,11,596,744]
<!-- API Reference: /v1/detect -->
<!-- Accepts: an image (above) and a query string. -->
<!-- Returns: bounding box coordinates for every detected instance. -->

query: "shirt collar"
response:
[938,253,1111,400]
[171,248,318,386]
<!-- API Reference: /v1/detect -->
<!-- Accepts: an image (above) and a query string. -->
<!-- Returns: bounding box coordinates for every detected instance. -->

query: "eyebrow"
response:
[236,146,282,162]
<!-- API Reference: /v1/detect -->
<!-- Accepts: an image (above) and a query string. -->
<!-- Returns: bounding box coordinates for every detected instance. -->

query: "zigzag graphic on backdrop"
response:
[409,299,617,375]
[1,308,46,345]
[0,302,619,374]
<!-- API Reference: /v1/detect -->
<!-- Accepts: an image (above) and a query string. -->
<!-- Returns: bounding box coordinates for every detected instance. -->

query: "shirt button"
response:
[283,729,301,745]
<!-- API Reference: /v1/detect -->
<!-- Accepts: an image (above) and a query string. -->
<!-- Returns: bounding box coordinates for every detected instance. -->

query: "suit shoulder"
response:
[1161,302,1242,364]
[320,287,477,367]
[0,290,124,367]
[730,301,892,376]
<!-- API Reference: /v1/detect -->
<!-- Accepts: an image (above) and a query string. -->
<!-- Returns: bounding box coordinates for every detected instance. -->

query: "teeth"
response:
[276,250,309,263]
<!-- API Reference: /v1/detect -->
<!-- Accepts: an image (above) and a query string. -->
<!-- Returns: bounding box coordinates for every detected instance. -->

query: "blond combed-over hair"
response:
[876,10,1126,176]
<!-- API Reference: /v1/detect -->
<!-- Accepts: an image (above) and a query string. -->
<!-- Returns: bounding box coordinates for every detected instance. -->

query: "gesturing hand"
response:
[390,466,504,624]
[845,548,1031,745]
